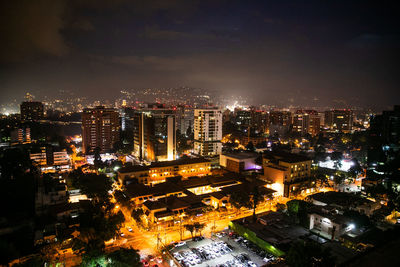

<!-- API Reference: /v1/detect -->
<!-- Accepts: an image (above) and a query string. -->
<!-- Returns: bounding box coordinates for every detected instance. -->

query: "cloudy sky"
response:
[1,0,399,109]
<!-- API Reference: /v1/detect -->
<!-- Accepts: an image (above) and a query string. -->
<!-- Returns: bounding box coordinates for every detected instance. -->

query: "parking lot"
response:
[170,231,277,267]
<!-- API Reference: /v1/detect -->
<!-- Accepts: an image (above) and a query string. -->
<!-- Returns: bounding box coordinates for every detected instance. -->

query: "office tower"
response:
[269,110,292,137]
[20,101,44,121]
[325,109,353,132]
[133,108,176,162]
[250,107,269,134]
[269,111,292,126]
[180,107,194,136]
[234,109,252,127]
[120,107,136,131]
[81,106,120,154]
[194,108,222,156]
[369,105,400,165]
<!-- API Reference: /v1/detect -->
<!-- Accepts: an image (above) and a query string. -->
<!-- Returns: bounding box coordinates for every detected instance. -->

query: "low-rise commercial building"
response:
[220,152,261,173]
[117,157,211,185]
[308,205,355,241]
[263,151,312,197]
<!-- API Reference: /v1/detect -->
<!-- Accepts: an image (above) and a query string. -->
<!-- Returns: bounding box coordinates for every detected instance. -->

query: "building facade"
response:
[324,109,353,132]
[194,108,222,156]
[263,151,312,197]
[118,157,211,185]
[133,109,176,162]
[292,110,320,136]
[20,101,44,121]
[81,106,120,154]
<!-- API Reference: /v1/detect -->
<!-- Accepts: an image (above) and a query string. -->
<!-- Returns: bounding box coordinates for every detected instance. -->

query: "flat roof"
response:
[149,157,210,168]
[308,191,367,207]
[263,151,311,163]
[118,165,149,174]
[232,212,308,249]
[223,152,259,160]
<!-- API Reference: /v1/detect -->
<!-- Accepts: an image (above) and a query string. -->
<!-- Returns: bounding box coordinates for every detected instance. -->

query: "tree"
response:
[114,190,130,207]
[107,248,142,267]
[276,203,286,212]
[77,238,105,266]
[333,173,346,187]
[286,200,311,226]
[246,141,255,151]
[251,184,261,222]
[229,191,252,211]
[286,240,335,267]
[193,222,205,237]
[71,172,113,203]
[184,224,196,238]
[74,202,125,259]
[12,255,44,267]
[131,209,144,227]
[94,146,102,168]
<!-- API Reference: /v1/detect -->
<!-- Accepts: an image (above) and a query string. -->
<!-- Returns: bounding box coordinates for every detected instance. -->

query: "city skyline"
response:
[1,1,400,110]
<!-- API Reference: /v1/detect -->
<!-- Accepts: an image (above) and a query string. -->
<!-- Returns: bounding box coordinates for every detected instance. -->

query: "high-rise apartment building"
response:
[292,110,320,136]
[81,106,120,154]
[325,109,353,132]
[20,101,44,121]
[133,109,176,162]
[194,108,222,156]
[269,111,292,126]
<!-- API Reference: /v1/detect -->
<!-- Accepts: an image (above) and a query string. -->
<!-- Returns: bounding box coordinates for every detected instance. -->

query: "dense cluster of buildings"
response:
[2,96,400,266]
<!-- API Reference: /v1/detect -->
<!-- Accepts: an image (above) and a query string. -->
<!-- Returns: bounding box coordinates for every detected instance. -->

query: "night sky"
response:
[1,0,399,109]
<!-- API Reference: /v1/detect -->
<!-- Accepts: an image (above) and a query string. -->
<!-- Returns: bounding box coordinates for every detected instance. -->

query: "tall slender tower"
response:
[193,108,222,156]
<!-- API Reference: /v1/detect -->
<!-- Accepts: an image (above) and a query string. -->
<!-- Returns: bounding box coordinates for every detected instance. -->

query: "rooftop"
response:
[223,152,259,160]
[118,165,149,174]
[263,151,311,163]
[233,212,308,250]
[149,157,210,168]
[308,191,367,207]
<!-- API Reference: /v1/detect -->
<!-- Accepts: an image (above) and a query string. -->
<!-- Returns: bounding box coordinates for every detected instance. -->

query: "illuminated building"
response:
[10,127,31,143]
[263,151,312,197]
[133,108,176,162]
[234,107,269,134]
[369,105,400,163]
[194,108,222,156]
[30,147,71,172]
[20,101,44,121]
[120,107,136,131]
[117,157,211,185]
[81,106,120,154]
[292,110,320,136]
[269,110,291,126]
[234,109,252,127]
[324,109,353,132]
[309,206,354,241]
[220,152,261,173]
[250,107,269,134]
[269,110,292,136]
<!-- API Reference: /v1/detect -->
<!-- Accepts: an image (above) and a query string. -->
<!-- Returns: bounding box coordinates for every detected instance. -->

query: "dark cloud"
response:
[1,1,400,110]
[0,0,69,62]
